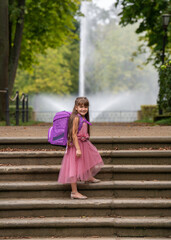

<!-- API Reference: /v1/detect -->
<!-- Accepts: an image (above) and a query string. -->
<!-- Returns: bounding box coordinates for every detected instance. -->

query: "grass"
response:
[0,121,6,126]
[134,119,154,124]
[135,118,171,125]
[155,117,171,125]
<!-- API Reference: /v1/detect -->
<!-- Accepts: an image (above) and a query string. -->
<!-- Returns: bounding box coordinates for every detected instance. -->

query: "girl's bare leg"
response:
[71,182,78,193]
[88,168,100,182]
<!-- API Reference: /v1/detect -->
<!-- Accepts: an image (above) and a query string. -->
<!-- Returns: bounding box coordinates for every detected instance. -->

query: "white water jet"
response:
[32,88,157,122]
[32,0,158,123]
[79,2,88,96]
[78,0,158,114]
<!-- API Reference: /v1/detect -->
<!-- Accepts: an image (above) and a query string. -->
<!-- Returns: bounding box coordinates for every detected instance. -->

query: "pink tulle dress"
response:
[58,122,104,184]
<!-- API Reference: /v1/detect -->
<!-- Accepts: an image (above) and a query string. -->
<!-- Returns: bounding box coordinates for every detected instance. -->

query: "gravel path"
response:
[0,123,171,137]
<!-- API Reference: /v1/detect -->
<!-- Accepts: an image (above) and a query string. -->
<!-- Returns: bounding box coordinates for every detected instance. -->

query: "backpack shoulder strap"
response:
[77,114,92,132]
[78,115,84,132]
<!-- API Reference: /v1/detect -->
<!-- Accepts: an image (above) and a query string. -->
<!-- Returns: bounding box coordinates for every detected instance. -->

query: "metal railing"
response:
[0,88,29,126]
[33,110,138,123]
[91,111,138,122]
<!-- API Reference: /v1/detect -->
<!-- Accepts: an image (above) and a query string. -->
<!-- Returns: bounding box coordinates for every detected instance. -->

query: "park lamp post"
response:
[161,14,170,64]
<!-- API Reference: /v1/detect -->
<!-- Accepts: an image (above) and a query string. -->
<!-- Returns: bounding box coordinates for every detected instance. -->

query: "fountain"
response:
[32,0,158,122]
[79,1,87,96]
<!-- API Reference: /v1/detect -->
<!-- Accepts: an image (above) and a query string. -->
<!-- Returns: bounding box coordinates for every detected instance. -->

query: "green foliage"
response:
[115,0,171,67]
[140,105,158,120]
[14,45,77,94]
[0,121,6,126]
[0,120,44,126]
[9,0,81,71]
[62,21,80,94]
[64,38,80,94]
[9,105,33,122]
[0,105,34,126]
[155,117,171,125]
[10,0,81,95]
[158,60,171,112]
[134,119,154,124]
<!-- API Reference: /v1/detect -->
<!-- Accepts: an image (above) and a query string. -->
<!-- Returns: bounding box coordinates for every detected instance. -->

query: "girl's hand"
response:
[76,149,81,157]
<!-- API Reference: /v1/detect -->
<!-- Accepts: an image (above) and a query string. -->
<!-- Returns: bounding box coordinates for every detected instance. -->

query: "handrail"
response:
[9,92,18,102]
[0,90,7,93]
[0,88,29,126]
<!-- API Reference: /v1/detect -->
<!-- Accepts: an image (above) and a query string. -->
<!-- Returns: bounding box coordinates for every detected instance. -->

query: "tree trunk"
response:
[9,0,25,95]
[0,0,9,121]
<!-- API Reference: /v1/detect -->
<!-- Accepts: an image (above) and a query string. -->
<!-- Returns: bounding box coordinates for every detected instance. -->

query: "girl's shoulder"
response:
[73,115,80,125]
[73,114,83,121]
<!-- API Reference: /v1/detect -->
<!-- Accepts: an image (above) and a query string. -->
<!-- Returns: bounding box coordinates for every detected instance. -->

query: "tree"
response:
[0,0,81,120]
[14,20,80,95]
[158,61,171,112]
[63,21,80,94]
[0,0,9,121]
[9,0,81,93]
[9,0,25,96]
[14,46,73,94]
[115,0,171,67]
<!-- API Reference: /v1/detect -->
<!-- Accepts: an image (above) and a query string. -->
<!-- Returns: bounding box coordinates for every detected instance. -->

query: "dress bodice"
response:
[77,122,89,139]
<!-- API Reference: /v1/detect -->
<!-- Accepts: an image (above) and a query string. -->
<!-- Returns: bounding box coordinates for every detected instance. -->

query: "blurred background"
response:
[1,0,170,124]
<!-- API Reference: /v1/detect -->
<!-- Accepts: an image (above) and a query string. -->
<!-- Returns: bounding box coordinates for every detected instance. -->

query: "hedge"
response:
[158,60,171,112]
[141,105,158,120]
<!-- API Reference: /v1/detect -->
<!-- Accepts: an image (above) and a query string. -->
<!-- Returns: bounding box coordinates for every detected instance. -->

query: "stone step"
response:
[1,238,169,240]
[0,165,171,181]
[0,198,171,218]
[0,181,171,198]
[0,216,171,237]
[0,150,171,165]
[0,137,171,150]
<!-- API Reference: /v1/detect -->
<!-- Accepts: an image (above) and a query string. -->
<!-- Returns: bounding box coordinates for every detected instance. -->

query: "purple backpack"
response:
[48,111,90,146]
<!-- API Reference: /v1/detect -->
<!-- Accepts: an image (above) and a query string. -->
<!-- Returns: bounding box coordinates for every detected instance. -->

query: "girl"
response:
[58,97,104,199]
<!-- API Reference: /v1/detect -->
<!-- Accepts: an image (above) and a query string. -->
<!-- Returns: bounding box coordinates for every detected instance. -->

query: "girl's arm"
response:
[72,116,81,157]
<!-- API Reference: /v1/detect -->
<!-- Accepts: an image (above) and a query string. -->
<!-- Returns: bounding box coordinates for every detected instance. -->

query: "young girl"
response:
[58,97,104,199]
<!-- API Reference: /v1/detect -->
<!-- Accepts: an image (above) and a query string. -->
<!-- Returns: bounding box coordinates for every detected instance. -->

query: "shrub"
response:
[158,60,171,112]
[141,105,158,120]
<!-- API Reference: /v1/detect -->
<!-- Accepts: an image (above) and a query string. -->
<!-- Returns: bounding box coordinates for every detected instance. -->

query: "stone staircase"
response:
[0,137,171,239]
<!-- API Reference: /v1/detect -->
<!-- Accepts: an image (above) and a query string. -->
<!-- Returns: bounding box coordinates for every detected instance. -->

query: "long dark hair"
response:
[67,97,90,145]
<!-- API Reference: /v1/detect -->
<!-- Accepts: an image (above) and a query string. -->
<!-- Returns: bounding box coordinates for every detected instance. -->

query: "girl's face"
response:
[75,104,88,117]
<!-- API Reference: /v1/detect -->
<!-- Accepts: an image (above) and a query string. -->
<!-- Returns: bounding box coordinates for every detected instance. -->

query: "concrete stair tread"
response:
[0,150,171,158]
[0,164,171,173]
[0,198,171,209]
[0,216,171,228]
[0,180,171,190]
[1,136,171,143]
[1,238,170,240]
[0,138,170,238]
[2,238,170,240]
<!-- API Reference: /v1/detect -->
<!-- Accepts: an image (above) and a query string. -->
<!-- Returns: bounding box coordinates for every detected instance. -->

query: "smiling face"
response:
[75,104,88,117]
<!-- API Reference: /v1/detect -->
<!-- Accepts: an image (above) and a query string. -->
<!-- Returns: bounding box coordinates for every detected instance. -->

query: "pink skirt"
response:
[58,140,104,184]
